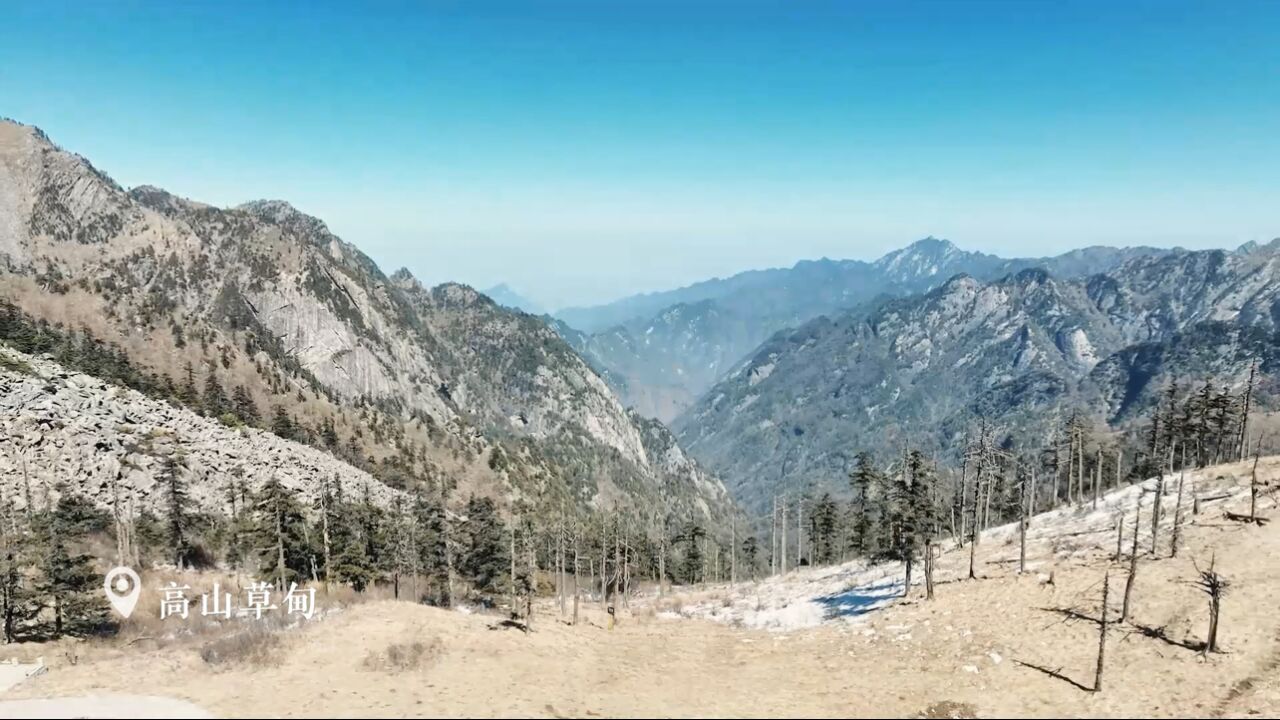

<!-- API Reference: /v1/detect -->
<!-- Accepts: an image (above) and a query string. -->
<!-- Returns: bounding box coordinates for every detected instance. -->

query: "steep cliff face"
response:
[0,119,731,528]
[676,252,1280,512]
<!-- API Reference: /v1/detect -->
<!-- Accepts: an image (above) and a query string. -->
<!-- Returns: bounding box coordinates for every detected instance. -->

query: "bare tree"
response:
[572,524,580,626]
[1018,464,1030,575]
[1095,572,1111,692]
[1194,554,1229,654]
[1150,442,1171,555]
[1113,513,1123,561]
[1237,361,1257,461]
[924,538,936,600]
[1121,494,1142,623]
[1171,443,1188,557]
[1249,432,1265,523]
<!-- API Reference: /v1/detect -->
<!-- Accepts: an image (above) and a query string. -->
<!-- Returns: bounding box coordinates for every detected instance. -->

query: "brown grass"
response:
[361,636,442,673]
[198,622,285,667]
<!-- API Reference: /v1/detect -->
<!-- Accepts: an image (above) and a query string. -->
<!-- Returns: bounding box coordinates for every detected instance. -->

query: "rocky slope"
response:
[675,247,1280,511]
[0,119,733,528]
[555,237,1173,421]
[0,345,399,516]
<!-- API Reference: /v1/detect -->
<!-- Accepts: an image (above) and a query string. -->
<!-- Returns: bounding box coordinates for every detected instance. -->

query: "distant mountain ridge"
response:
[673,245,1280,512]
[552,237,1179,421]
[483,283,545,315]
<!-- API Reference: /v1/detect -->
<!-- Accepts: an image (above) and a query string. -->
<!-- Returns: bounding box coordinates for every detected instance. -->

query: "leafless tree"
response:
[1171,443,1188,557]
[1194,554,1229,654]
[1121,494,1142,623]
[1249,432,1265,523]
[1095,572,1111,692]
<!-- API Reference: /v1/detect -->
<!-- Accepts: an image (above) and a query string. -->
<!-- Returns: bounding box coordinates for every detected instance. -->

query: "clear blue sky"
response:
[3,1,1278,309]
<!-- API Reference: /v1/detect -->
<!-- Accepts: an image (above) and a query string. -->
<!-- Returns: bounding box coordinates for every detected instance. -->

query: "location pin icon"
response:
[104,566,141,619]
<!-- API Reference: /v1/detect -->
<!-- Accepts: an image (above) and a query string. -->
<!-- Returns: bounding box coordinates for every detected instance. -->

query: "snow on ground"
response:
[663,457,1274,632]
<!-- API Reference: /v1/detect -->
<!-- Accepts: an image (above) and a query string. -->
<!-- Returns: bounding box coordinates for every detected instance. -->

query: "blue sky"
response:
[3,1,1278,309]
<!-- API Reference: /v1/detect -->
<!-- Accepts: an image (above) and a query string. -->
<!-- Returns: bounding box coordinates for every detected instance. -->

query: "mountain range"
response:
[3,117,1275,530]
[552,237,1179,421]
[0,119,734,529]
[674,244,1280,512]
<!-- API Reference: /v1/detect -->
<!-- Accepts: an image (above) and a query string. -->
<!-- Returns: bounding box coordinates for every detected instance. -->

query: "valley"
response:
[3,455,1278,718]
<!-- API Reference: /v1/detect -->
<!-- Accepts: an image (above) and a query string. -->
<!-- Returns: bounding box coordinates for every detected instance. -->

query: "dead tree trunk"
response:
[572,531,580,626]
[1197,554,1229,654]
[1250,432,1265,522]
[780,497,788,575]
[1171,443,1188,558]
[730,515,737,585]
[1019,468,1029,575]
[1121,497,1142,623]
[1151,450,1167,556]
[924,539,935,600]
[770,495,777,575]
[1114,514,1124,561]
[1093,447,1102,509]
[1094,572,1110,692]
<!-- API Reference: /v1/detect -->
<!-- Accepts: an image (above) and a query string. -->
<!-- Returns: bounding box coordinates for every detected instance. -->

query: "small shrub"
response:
[361,638,441,673]
[199,624,283,667]
[0,354,35,376]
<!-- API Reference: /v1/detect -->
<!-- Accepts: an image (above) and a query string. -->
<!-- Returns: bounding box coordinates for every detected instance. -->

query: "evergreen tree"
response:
[270,405,297,441]
[177,362,199,407]
[0,503,37,642]
[678,522,706,585]
[252,477,313,588]
[232,385,260,426]
[203,365,229,418]
[157,450,194,569]
[32,493,109,637]
[458,495,508,599]
[877,450,940,595]
[741,535,759,579]
[808,492,841,565]
[412,490,450,604]
[849,452,885,556]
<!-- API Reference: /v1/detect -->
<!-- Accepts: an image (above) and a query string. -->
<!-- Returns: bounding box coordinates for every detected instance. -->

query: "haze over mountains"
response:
[676,244,1280,511]
[550,237,1181,421]
[1,117,1275,531]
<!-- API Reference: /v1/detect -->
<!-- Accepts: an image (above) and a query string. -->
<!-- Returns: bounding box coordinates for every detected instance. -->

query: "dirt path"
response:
[0,694,212,718]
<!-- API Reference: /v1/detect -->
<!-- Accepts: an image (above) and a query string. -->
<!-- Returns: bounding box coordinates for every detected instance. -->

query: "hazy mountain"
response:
[555,237,1175,422]
[0,119,733,527]
[674,249,1280,512]
[483,282,545,315]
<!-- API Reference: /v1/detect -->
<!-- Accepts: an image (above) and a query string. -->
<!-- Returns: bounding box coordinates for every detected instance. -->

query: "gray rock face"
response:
[675,250,1280,513]
[0,346,401,515]
[0,119,732,528]
[552,238,1176,422]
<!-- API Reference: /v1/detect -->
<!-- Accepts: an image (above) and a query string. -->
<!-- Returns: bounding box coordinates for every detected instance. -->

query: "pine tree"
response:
[177,362,199,408]
[32,493,109,637]
[270,405,297,441]
[741,535,759,579]
[458,496,508,599]
[412,490,450,604]
[849,452,884,556]
[0,501,38,642]
[253,477,313,589]
[157,450,193,569]
[232,385,260,426]
[203,365,229,418]
[808,493,840,565]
